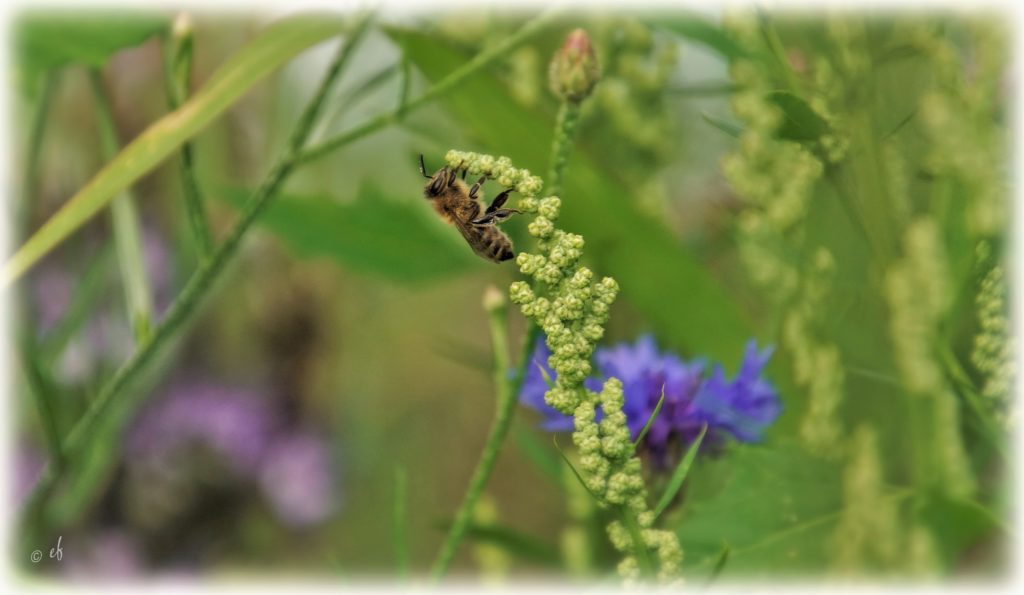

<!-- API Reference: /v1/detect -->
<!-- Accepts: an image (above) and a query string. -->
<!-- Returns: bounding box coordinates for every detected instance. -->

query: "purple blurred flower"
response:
[694,341,782,443]
[259,433,338,527]
[125,381,341,528]
[63,530,143,580]
[33,265,74,335]
[14,442,45,507]
[519,335,781,462]
[126,383,278,475]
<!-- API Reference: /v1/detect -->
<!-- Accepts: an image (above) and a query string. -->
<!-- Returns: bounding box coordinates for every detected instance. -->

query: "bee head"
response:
[424,168,454,198]
[420,155,459,199]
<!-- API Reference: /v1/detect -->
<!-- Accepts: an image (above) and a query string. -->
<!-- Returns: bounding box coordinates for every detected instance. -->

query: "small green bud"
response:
[549,28,601,103]
[168,13,195,105]
[482,284,506,312]
[508,281,534,304]
[538,196,562,219]
[517,197,539,213]
[528,216,555,239]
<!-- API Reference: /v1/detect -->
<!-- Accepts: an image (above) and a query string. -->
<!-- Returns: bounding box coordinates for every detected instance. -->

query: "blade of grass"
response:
[703,542,731,587]
[19,71,59,236]
[552,436,603,503]
[653,423,707,519]
[396,54,411,116]
[19,335,64,471]
[164,14,214,259]
[311,62,397,142]
[2,13,347,286]
[90,69,154,344]
[19,15,372,540]
[632,385,666,449]
[39,241,114,361]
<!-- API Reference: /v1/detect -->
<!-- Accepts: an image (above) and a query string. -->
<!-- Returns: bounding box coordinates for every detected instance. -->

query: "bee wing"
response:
[451,215,486,253]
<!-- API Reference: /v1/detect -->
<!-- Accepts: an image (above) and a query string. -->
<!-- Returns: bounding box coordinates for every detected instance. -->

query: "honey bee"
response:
[419,155,520,262]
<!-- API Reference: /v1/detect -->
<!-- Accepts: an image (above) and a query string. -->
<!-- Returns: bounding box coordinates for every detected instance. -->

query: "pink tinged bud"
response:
[549,28,601,103]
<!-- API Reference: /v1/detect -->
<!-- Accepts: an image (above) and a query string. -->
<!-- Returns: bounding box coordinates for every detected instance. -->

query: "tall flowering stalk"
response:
[438,147,682,581]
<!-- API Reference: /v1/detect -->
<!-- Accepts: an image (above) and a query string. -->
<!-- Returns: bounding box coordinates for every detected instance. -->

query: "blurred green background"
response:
[9,6,1010,582]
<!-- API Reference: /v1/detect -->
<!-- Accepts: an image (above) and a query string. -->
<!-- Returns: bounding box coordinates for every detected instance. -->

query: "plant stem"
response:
[940,345,1006,457]
[621,507,655,577]
[296,6,563,166]
[164,23,215,260]
[39,241,115,362]
[89,70,155,344]
[20,71,59,239]
[547,101,580,197]
[431,292,517,580]
[19,17,371,535]
[19,337,64,472]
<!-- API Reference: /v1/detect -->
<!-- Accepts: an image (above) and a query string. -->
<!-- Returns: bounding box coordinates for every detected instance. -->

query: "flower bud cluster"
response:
[971,263,1015,425]
[479,149,682,581]
[444,150,544,197]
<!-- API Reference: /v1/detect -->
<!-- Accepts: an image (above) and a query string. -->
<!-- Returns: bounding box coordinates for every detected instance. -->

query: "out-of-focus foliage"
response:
[218,186,483,282]
[9,6,1010,584]
[14,11,168,96]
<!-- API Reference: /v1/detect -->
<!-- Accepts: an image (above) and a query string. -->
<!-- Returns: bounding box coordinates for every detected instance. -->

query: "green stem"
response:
[89,70,154,344]
[756,9,802,95]
[547,101,581,197]
[39,241,114,362]
[296,6,563,166]
[621,507,655,577]
[164,28,215,259]
[20,17,371,533]
[940,345,1006,457]
[431,294,517,580]
[20,71,59,238]
[19,337,64,472]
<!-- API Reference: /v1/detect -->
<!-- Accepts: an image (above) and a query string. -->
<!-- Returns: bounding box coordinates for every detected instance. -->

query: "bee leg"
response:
[471,208,521,226]
[468,176,487,199]
[447,160,466,187]
[483,188,513,214]
[418,154,431,179]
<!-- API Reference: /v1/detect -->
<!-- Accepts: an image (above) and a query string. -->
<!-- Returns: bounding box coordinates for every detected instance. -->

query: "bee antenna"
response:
[418,154,431,179]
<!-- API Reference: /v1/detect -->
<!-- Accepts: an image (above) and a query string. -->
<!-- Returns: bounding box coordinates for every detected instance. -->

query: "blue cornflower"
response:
[519,335,781,463]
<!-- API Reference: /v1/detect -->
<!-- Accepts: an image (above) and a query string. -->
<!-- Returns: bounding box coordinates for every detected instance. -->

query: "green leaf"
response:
[512,423,563,486]
[653,423,706,519]
[766,91,831,142]
[655,14,749,62]
[15,11,168,95]
[675,440,847,577]
[552,437,603,503]
[389,27,757,370]
[702,111,743,138]
[633,385,666,449]
[2,14,346,287]
[216,185,482,282]
[916,491,1008,569]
